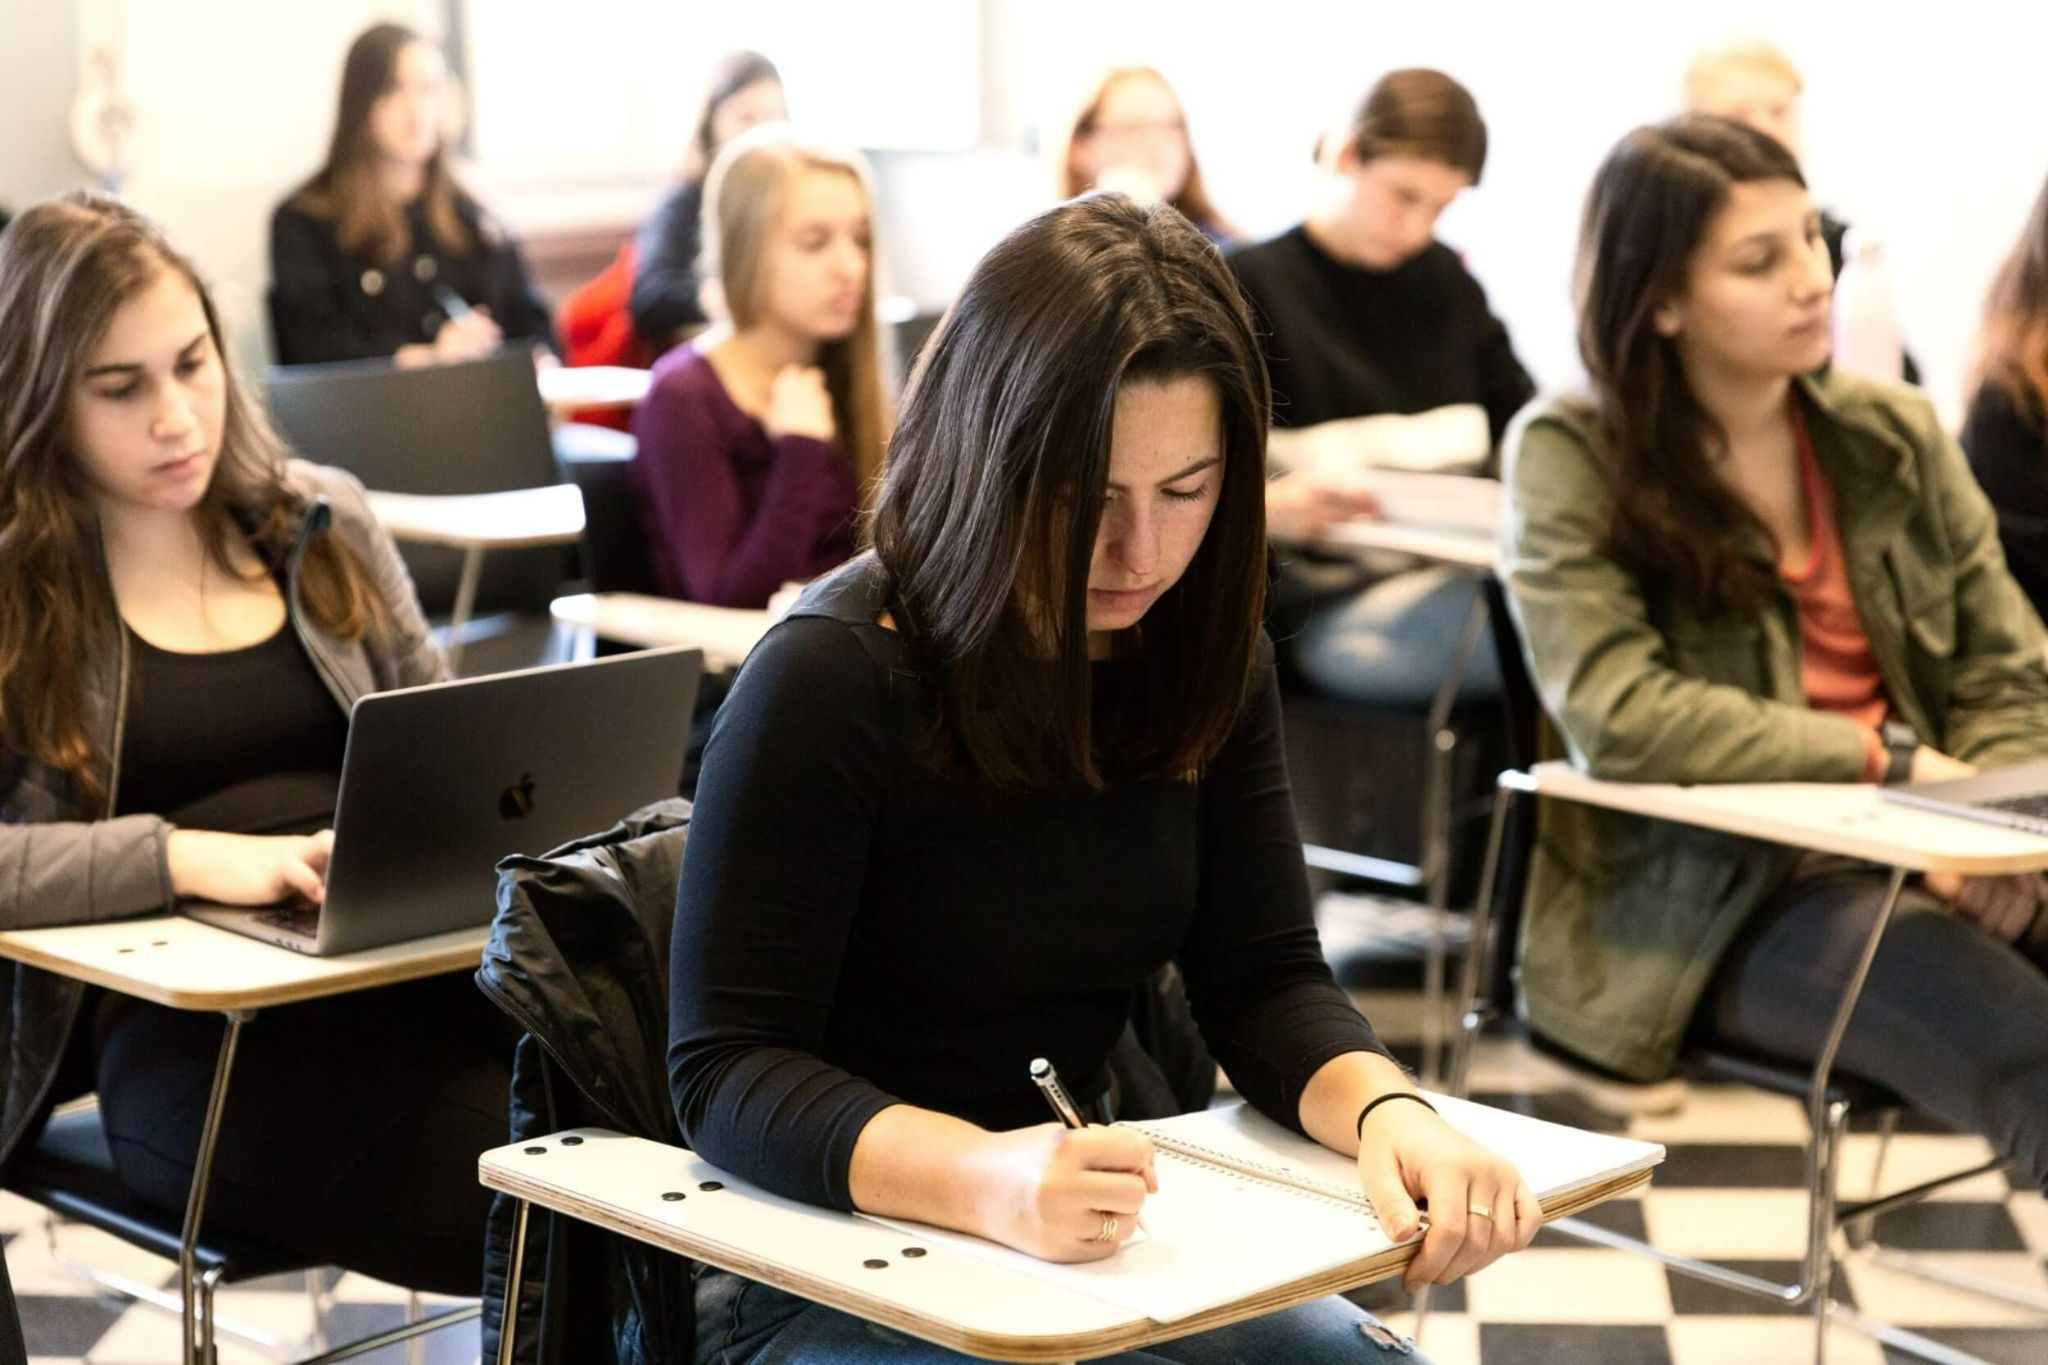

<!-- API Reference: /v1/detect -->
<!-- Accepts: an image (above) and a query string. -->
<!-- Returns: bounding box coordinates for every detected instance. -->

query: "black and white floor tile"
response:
[6,894,2044,1363]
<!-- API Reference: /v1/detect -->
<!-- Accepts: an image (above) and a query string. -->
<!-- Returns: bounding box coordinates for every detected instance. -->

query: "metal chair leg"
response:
[496,1199,532,1365]
[1416,589,1491,1085]
[197,1263,227,1365]
[182,1009,256,1365]
[1844,1108,1900,1250]
[1447,780,1520,1098]
[406,1290,424,1365]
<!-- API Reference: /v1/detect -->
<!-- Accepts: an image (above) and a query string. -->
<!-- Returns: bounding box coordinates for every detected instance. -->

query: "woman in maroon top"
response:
[631,124,888,608]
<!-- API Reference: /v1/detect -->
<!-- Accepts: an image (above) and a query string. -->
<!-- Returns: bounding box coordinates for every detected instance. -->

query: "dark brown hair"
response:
[1060,67,1232,238]
[682,50,783,183]
[1338,68,1488,182]
[1575,115,1808,619]
[293,23,471,266]
[0,193,384,809]
[1977,171,2048,416]
[872,194,1269,793]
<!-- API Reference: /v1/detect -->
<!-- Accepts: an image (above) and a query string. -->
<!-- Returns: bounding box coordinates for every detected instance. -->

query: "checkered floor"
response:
[6,896,2045,1363]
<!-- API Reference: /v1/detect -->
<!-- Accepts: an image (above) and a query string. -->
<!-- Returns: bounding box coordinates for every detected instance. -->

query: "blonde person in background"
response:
[1683,35,1920,382]
[631,125,888,609]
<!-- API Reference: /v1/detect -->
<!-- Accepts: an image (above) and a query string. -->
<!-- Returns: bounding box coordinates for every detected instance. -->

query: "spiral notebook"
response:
[859,1095,1663,1323]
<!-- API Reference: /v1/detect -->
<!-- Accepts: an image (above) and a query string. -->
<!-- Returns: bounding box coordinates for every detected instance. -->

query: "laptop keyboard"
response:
[254,901,321,939]
[1985,792,2048,824]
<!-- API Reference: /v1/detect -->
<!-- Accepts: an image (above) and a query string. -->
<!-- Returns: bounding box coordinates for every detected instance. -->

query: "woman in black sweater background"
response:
[1229,69,1532,706]
[666,195,1537,1362]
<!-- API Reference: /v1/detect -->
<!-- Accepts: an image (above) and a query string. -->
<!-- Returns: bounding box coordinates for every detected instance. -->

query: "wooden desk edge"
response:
[1521,764,2048,875]
[0,934,485,1011]
[477,1157,1650,1363]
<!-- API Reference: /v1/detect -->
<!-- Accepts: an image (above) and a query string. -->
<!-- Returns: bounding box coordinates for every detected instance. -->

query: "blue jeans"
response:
[1293,567,1499,710]
[693,1266,1428,1363]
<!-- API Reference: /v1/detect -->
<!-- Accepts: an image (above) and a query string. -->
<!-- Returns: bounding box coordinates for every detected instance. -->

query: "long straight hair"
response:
[1059,67,1232,238]
[1976,171,2048,416]
[1575,115,1808,619]
[701,125,889,493]
[292,23,471,267]
[0,193,384,808]
[872,194,1269,793]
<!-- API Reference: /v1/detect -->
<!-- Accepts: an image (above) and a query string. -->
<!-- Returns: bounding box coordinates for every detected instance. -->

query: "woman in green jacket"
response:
[1500,116,2048,1191]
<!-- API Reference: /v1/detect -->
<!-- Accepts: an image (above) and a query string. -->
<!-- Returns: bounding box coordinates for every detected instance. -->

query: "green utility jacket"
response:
[1498,370,2048,1079]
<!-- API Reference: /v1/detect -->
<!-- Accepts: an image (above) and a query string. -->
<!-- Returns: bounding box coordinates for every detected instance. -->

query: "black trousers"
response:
[1693,857,2048,1193]
[83,974,513,1297]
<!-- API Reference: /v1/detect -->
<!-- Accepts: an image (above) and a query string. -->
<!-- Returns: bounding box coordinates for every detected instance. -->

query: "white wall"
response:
[13,0,2046,421]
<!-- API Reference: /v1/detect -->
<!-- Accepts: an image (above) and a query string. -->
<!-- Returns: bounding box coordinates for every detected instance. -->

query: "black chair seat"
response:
[5,1108,309,1283]
[1685,1045,1903,1113]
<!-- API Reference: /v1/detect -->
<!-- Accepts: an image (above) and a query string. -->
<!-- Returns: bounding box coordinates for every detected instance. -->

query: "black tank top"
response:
[113,621,348,835]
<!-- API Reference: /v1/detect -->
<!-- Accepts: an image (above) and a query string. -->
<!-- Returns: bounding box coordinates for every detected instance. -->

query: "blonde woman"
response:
[631,124,888,608]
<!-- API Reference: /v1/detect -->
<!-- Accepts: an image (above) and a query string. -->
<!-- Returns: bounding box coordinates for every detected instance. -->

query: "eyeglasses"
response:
[1088,119,1186,144]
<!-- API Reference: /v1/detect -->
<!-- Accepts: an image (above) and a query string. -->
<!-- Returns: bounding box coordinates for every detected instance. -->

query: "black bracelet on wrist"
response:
[1356,1091,1437,1140]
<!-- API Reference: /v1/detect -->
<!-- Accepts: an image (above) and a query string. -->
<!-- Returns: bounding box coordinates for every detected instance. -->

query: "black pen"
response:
[1030,1057,1149,1233]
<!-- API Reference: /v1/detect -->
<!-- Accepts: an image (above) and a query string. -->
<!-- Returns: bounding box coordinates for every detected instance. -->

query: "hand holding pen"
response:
[1030,1057,1153,1243]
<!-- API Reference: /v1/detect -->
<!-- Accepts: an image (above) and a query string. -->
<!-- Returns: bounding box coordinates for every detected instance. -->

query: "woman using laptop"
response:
[631,123,888,609]
[0,193,508,1295]
[270,21,554,366]
[1500,116,2048,1192]
[668,196,1540,1362]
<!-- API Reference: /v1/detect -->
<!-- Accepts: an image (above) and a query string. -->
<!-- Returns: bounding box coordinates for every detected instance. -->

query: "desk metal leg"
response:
[182,1008,255,1365]
[446,546,486,671]
[496,1199,531,1365]
[1417,587,1490,1083]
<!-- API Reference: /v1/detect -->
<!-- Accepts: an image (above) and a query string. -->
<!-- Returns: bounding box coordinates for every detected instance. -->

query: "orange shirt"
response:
[1778,405,1891,780]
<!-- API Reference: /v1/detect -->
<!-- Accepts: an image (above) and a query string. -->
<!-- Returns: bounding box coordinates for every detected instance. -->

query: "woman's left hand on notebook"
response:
[1356,1098,1541,1291]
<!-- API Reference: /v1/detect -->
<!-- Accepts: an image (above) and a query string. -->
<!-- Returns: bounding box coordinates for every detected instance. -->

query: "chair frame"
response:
[1447,772,2036,1365]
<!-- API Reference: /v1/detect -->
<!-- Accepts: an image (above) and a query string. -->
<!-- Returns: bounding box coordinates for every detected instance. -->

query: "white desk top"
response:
[1525,760,2048,874]
[1314,519,1496,569]
[366,484,586,550]
[550,592,775,671]
[536,365,653,413]
[0,915,489,1011]
[481,1128,1646,1363]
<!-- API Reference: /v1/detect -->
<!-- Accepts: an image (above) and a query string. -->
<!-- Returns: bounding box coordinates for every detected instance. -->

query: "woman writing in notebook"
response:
[668,196,1539,1362]
[631,124,888,609]
[269,22,554,367]
[1500,117,2048,1190]
[0,193,508,1293]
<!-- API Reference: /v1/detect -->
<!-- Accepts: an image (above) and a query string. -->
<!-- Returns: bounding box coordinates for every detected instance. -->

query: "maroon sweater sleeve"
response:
[631,359,855,608]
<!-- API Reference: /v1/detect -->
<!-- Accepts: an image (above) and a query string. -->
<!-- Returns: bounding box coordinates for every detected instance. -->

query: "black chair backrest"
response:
[553,426,659,596]
[263,350,567,617]
[0,1241,25,1365]
[1478,574,1541,1012]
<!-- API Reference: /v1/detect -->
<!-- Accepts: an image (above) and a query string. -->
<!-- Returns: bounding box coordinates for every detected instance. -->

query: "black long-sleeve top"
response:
[1962,379,2048,619]
[667,556,1389,1212]
[1227,226,1534,450]
[630,180,708,345]
[269,193,556,366]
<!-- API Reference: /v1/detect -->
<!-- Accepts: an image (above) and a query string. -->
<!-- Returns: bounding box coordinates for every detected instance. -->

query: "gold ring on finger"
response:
[1468,1204,1493,1220]
[1092,1214,1119,1244]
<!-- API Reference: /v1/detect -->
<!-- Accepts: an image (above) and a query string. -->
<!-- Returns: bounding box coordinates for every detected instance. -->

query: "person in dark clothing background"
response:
[269,22,554,367]
[630,50,786,353]
[1229,68,1533,706]
[1963,169,2048,618]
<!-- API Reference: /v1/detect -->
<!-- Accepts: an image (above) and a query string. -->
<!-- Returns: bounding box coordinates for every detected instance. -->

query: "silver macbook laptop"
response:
[182,646,702,955]
[1879,757,2048,836]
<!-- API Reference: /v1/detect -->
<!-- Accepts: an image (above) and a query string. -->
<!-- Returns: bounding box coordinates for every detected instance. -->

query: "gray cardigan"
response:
[0,461,445,1169]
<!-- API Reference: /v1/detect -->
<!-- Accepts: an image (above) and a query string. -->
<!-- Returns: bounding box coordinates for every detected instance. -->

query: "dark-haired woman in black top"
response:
[666,195,1539,1362]
[269,23,553,366]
